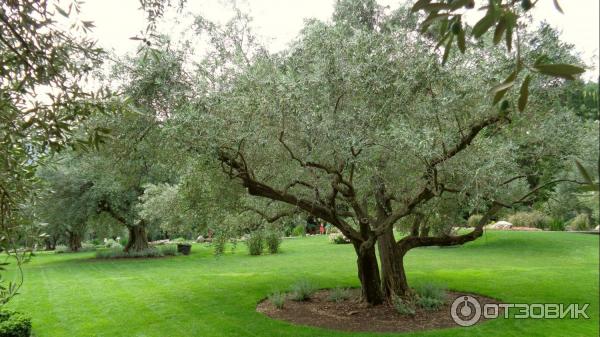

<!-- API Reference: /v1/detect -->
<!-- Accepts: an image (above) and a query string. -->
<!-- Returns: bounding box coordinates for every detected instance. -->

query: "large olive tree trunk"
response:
[377,227,410,299]
[124,225,149,252]
[353,242,384,305]
[67,231,82,252]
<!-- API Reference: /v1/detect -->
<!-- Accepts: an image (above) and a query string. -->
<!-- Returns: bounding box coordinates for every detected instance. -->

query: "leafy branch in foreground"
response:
[411,0,585,111]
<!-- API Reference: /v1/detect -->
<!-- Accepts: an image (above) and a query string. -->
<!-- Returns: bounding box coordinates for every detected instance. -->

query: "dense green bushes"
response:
[245,230,283,255]
[246,231,264,256]
[291,224,305,237]
[264,231,282,254]
[508,211,552,229]
[0,310,31,337]
[568,214,591,230]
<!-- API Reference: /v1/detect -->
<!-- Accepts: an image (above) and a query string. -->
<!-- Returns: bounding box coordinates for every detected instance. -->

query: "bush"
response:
[170,237,188,244]
[467,214,483,227]
[246,231,264,256]
[0,310,32,337]
[569,213,591,230]
[327,287,351,303]
[80,242,96,252]
[269,291,286,309]
[291,224,305,237]
[103,239,123,249]
[393,296,416,316]
[289,279,316,301]
[548,218,566,231]
[264,231,282,254]
[213,233,227,256]
[90,238,101,246]
[415,283,446,311]
[159,245,178,256]
[508,211,552,229]
[95,247,164,259]
[328,232,351,244]
[54,245,69,254]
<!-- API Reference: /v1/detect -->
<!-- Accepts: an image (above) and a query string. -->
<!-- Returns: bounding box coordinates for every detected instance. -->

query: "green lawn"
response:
[6,231,599,337]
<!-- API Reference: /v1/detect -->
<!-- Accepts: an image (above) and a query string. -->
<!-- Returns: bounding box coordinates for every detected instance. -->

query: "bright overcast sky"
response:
[79,0,599,80]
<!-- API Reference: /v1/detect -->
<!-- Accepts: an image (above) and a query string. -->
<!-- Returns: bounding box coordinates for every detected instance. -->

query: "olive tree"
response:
[176,2,589,304]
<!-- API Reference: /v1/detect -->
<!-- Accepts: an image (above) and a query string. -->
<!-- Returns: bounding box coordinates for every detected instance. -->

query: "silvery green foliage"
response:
[179,7,533,230]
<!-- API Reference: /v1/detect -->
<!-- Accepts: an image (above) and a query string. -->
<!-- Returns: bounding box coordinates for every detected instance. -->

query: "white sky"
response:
[78,0,599,80]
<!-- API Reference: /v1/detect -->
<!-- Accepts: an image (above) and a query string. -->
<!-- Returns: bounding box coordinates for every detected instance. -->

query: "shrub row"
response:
[95,245,178,259]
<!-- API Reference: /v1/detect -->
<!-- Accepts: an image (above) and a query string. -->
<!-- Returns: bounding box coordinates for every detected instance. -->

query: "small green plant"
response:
[54,245,69,254]
[393,296,416,316]
[246,231,264,256]
[289,279,316,301]
[291,224,305,237]
[417,295,445,311]
[213,233,227,256]
[264,230,282,254]
[268,291,286,309]
[467,214,483,227]
[327,287,351,303]
[0,310,32,337]
[415,283,446,310]
[548,218,565,231]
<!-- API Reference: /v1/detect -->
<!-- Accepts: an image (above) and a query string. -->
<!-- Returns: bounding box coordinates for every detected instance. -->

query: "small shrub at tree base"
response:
[467,214,483,227]
[291,224,305,237]
[268,291,286,309]
[393,296,416,316]
[417,296,445,311]
[327,287,351,302]
[414,283,447,310]
[289,279,316,301]
[0,310,32,337]
[95,247,165,259]
[246,231,264,256]
[264,231,282,254]
[158,245,177,256]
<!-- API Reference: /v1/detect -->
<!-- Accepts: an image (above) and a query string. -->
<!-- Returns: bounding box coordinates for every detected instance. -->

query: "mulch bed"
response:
[257,289,501,333]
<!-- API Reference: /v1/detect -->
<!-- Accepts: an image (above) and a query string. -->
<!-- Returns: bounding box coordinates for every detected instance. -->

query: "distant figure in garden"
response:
[319,222,325,235]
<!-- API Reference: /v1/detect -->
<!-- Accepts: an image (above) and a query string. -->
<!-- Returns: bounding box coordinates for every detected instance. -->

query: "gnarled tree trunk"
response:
[353,242,384,305]
[124,225,149,252]
[67,231,82,252]
[377,226,410,300]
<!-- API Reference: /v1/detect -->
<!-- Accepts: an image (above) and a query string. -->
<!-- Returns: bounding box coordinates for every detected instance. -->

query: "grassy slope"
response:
[6,231,599,337]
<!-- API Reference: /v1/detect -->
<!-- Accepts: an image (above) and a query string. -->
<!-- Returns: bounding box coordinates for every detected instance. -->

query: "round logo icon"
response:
[451,295,482,327]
